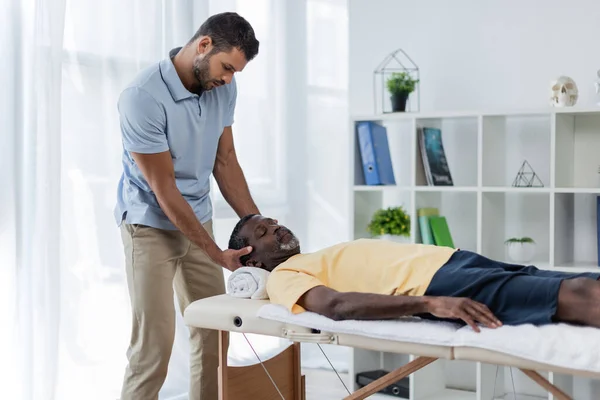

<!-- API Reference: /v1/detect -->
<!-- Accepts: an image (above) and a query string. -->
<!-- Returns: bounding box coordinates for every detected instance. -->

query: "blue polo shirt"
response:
[114,47,236,230]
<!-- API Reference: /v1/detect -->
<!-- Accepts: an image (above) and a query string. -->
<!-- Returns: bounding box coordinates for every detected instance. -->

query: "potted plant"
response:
[386,72,419,112]
[504,237,536,263]
[367,206,410,243]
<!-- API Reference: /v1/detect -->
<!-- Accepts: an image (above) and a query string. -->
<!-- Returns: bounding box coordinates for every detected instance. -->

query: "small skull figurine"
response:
[550,76,578,107]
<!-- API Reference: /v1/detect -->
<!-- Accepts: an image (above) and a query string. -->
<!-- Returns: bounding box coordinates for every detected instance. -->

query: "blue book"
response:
[356,121,396,185]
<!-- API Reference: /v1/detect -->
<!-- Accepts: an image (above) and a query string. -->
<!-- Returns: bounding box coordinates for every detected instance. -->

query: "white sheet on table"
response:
[257,304,461,347]
[454,322,600,374]
[257,304,600,374]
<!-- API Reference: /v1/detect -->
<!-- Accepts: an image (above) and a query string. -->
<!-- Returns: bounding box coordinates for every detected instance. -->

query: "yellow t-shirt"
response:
[266,238,457,313]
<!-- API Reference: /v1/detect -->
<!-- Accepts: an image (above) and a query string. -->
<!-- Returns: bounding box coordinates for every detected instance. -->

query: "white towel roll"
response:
[227,266,270,300]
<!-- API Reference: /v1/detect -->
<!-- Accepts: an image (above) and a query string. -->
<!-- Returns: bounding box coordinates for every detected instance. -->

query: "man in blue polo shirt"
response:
[114,12,260,400]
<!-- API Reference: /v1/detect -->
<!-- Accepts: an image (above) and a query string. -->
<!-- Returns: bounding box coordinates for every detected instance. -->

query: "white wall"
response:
[347,0,600,395]
[349,0,600,115]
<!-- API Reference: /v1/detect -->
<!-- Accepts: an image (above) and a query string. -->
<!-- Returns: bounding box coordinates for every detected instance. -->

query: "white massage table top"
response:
[183,294,453,358]
[183,294,314,337]
[184,294,600,378]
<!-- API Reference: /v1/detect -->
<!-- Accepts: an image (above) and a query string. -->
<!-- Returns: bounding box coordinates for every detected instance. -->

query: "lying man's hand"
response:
[427,297,502,332]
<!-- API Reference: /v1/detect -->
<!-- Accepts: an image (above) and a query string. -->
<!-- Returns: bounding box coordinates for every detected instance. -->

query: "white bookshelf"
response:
[348,108,600,399]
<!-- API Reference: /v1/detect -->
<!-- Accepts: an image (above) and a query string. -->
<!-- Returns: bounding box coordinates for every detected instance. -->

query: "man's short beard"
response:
[192,53,213,91]
[279,236,300,251]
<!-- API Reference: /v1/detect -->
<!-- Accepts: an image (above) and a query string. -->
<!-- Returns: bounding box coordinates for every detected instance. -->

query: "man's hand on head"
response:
[220,246,252,271]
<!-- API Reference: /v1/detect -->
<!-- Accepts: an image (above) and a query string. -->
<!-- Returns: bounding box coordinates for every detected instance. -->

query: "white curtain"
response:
[58,2,195,398]
[2,0,349,399]
[1,0,66,399]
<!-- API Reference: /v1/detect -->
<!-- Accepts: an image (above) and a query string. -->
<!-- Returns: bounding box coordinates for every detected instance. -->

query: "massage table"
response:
[184,294,600,400]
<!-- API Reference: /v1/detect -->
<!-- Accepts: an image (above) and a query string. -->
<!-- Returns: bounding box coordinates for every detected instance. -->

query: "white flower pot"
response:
[377,234,410,244]
[506,242,536,264]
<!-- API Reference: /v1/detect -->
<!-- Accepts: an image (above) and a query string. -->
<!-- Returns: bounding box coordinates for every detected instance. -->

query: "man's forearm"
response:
[331,292,432,321]
[214,157,260,217]
[299,286,499,331]
[154,183,222,263]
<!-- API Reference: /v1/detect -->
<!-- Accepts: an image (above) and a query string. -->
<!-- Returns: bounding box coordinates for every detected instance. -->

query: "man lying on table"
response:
[228,214,600,332]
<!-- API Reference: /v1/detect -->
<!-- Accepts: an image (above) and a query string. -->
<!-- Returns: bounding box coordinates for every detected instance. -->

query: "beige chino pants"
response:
[119,220,225,400]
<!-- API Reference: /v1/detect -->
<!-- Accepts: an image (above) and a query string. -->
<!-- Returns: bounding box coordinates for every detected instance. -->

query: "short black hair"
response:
[189,12,259,61]
[228,214,258,265]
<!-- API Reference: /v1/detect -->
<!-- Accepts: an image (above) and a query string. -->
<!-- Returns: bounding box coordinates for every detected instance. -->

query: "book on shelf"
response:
[356,121,396,186]
[417,207,455,248]
[417,207,438,245]
[429,216,454,248]
[418,126,453,186]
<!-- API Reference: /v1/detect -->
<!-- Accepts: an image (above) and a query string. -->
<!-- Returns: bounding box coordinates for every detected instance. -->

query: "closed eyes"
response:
[255,226,267,238]
[255,219,278,238]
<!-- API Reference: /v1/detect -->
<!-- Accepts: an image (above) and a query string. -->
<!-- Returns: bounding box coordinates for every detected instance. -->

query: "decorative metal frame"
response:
[512,160,544,187]
[373,48,420,114]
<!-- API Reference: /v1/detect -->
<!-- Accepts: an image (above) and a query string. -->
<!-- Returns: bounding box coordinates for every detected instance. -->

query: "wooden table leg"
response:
[519,369,572,400]
[218,330,305,400]
[344,356,437,400]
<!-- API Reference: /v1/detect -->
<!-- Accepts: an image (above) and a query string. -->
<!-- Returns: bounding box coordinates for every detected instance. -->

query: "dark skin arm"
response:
[298,286,502,333]
[131,150,251,271]
[213,126,260,218]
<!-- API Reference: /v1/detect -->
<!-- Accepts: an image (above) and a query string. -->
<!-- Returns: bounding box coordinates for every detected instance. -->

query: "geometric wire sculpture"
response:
[512,160,544,187]
[373,48,420,114]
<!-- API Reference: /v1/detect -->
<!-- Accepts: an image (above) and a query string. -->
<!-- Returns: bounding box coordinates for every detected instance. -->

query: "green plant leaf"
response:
[367,206,411,237]
[386,72,419,95]
[504,237,535,244]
